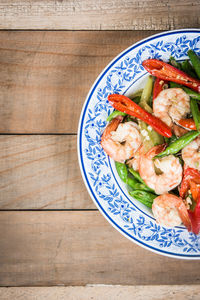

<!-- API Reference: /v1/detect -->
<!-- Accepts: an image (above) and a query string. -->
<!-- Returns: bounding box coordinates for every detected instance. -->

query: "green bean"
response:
[188,50,200,79]
[126,177,152,191]
[169,56,182,70]
[169,82,200,101]
[129,190,157,208]
[128,168,154,192]
[115,162,128,182]
[106,110,126,122]
[190,98,200,131]
[164,135,178,145]
[181,60,197,78]
[115,162,151,191]
[155,130,200,158]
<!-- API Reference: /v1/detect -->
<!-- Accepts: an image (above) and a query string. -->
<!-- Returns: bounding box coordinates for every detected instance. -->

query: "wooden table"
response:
[0,1,200,299]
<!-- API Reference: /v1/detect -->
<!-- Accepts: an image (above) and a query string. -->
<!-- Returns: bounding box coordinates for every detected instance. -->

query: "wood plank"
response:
[0,1,199,30]
[0,135,95,209]
[0,30,155,133]
[1,286,200,300]
[1,211,200,286]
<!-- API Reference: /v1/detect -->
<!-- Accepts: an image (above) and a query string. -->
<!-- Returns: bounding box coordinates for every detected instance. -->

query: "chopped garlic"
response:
[147,125,152,131]
[141,129,148,137]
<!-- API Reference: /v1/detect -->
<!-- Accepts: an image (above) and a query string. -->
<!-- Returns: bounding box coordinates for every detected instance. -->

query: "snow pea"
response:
[155,130,200,158]
[129,190,157,208]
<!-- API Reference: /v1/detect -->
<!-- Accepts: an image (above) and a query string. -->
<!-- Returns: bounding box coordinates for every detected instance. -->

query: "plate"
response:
[78,29,200,259]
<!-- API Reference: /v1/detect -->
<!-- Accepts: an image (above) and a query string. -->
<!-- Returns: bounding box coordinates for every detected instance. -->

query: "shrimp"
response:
[182,136,200,171]
[101,116,142,163]
[153,88,190,128]
[152,194,191,229]
[139,144,182,194]
[173,124,189,137]
[127,145,144,171]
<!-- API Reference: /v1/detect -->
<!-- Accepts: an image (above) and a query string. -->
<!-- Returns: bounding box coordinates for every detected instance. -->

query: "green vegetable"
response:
[138,77,164,152]
[115,162,128,182]
[190,196,196,212]
[169,135,178,144]
[169,82,200,101]
[115,162,151,191]
[131,95,141,104]
[164,137,170,143]
[190,98,200,131]
[128,168,154,192]
[155,130,200,158]
[128,89,143,99]
[181,60,197,78]
[138,121,164,153]
[169,56,182,70]
[106,110,126,122]
[188,50,200,79]
[140,76,153,113]
[127,177,151,191]
[129,190,157,208]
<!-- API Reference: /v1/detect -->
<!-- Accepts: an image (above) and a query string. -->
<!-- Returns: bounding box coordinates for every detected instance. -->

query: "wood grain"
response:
[0,1,199,30]
[1,211,200,286]
[1,286,200,300]
[0,30,154,133]
[0,135,95,209]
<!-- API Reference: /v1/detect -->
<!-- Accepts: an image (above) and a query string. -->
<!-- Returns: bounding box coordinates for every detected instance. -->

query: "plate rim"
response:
[77,29,200,259]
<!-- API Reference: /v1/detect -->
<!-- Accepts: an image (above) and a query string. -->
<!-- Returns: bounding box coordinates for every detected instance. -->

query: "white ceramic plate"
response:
[78,29,200,259]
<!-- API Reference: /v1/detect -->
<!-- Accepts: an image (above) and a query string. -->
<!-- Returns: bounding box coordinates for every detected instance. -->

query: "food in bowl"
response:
[101,50,200,234]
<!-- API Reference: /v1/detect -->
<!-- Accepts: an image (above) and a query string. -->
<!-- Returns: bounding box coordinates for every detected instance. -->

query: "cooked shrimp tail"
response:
[101,116,142,163]
[152,194,191,229]
[139,145,183,194]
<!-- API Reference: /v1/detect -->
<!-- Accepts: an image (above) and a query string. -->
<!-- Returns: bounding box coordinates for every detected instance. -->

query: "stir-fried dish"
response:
[101,49,200,234]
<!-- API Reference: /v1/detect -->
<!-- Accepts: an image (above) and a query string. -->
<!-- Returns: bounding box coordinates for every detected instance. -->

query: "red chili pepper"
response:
[153,78,167,100]
[142,59,200,92]
[108,94,172,138]
[188,194,200,234]
[189,180,200,202]
[178,118,196,130]
[180,167,200,199]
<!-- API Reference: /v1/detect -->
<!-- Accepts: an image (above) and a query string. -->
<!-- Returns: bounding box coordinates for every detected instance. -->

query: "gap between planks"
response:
[0,30,156,133]
[0,135,95,209]
[0,286,200,300]
[1,211,200,286]
[0,0,199,30]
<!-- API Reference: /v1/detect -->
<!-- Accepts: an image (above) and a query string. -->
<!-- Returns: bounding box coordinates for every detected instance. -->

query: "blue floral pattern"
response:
[78,30,200,258]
